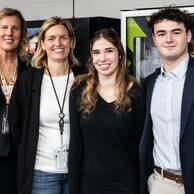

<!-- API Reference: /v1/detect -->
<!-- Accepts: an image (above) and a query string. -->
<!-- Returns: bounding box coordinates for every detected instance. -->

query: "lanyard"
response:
[47,66,70,145]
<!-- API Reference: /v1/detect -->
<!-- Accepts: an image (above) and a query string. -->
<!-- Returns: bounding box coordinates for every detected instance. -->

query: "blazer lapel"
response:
[140,69,160,151]
[180,58,194,140]
[31,68,44,128]
[146,68,160,111]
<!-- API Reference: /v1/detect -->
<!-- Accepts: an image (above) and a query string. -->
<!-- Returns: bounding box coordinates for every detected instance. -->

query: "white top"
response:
[34,72,74,173]
[151,55,189,172]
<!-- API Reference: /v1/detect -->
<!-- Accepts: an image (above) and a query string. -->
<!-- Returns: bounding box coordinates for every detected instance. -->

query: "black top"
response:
[69,82,146,194]
[0,59,27,156]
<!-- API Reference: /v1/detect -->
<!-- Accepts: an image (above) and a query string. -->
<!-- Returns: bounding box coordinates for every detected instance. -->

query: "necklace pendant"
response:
[59,112,65,119]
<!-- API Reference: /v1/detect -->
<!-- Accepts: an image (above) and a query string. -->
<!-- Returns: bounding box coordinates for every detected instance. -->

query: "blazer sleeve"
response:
[8,72,26,149]
[68,86,84,194]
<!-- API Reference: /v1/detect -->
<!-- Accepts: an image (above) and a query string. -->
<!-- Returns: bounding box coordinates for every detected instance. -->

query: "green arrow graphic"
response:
[127,18,147,52]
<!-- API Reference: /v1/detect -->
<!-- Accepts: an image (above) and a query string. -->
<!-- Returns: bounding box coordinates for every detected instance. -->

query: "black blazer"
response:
[9,65,83,194]
[0,60,27,156]
[139,57,194,194]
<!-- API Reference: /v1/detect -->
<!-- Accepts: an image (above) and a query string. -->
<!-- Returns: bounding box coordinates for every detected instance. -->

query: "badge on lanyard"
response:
[55,144,68,169]
[2,105,9,134]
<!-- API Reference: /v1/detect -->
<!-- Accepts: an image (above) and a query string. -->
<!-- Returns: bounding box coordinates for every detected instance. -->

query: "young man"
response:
[140,7,193,194]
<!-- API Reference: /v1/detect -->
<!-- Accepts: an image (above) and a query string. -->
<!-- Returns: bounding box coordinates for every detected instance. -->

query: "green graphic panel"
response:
[127,18,146,52]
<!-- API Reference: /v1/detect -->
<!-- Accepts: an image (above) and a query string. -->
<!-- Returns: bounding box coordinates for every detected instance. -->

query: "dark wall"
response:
[27,17,120,68]
[71,17,120,67]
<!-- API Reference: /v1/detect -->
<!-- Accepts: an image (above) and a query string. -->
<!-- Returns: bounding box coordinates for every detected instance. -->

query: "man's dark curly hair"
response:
[149,7,192,33]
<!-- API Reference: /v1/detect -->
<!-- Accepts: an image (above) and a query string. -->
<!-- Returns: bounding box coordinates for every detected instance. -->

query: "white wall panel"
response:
[0,0,193,20]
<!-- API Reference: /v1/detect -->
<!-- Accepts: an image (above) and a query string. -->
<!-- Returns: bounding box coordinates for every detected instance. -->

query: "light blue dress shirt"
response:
[151,55,189,171]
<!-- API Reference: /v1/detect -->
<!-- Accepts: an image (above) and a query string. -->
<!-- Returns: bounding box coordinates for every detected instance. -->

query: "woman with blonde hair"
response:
[9,16,82,194]
[0,7,28,194]
[69,28,145,194]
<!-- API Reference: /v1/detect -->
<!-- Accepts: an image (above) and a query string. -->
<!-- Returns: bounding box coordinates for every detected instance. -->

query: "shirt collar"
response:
[161,54,189,80]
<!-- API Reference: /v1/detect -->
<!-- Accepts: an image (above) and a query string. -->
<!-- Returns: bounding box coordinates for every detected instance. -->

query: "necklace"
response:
[0,60,18,104]
[0,59,18,134]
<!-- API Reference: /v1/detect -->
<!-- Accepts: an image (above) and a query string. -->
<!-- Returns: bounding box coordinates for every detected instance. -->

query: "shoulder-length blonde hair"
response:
[74,28,134,117]
[32,16,78,68]
[0,7,28,61]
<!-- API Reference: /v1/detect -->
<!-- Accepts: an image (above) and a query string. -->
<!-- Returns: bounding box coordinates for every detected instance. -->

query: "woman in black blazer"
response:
[9,16,82,194]
[0,7,28,194]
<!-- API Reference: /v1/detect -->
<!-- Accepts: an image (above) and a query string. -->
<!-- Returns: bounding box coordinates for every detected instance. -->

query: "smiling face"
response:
[153,19,192,66]
[0,15,22,53]
[91,37,119,78]
[42,24,72,64]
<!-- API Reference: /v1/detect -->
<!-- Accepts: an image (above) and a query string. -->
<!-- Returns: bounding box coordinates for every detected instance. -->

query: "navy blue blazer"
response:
[140,57,194,194]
